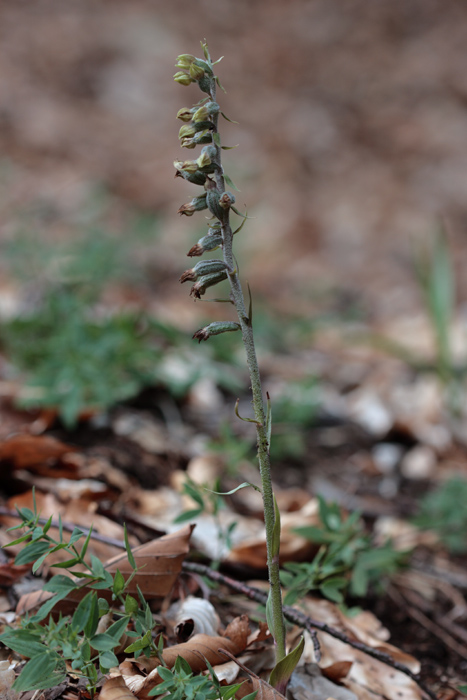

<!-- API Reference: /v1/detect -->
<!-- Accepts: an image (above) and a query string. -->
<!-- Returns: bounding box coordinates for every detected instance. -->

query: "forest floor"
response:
[0,2,467,699]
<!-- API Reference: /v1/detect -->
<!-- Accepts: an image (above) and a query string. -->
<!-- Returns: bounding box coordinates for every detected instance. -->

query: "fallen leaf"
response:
[236,675,288,700]
[0,434,76,470]
[100,674,137,700]
[16,525,194,617]
[122,615,250,699]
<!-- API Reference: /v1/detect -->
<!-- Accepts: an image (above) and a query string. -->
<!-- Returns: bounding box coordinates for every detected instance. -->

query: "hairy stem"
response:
[210,85,286,663]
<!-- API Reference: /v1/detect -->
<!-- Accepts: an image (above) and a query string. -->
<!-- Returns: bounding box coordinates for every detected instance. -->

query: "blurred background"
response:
[1,0,467,429]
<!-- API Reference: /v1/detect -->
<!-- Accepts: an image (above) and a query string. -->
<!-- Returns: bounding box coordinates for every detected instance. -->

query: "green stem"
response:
[210,84,286,663]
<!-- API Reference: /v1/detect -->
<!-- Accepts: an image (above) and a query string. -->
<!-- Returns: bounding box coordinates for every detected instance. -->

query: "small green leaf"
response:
[89,633,119,652]
[124,629,152,653]
[0,630,47,658]
[265,589,275,639]
[173,508,203,524]
[107,615,130,642]
[84,592,100,637]
[125,594,139,615]
[113,569,126,597]
[213,132,221,147]
[99,650,119,671]
[69,527,86,546]
[269,635,304,694]
[223,173,239,192]
[12,653,65,692]
[14,541,50,566]
[44,574,78,594]
[220,111,237,123]
[72,591,94,633]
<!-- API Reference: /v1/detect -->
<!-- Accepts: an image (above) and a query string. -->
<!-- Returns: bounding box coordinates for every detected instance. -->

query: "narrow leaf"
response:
[224,173,239,192]
[235,398,261,425]
[269,636,305,694]
[205,481,261,496]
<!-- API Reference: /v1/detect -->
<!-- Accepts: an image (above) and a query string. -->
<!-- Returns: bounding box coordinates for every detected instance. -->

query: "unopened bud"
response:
[197,145,217,170]
[180,259,227,283]
[219,192,236,210]
[174,168,207,186]
[173,71,194,86]
[179,124,197,140]
[189,63,205,81]
[206,190,224,220]
[176,107,194,122]
[187,232,223,257]
[193,321,240,343]
[193,102,219,122]
[175,54,196,69]
[198,76,212,94]
[190,270,228,298]
[178,194,208,216]
[193,59,213,76]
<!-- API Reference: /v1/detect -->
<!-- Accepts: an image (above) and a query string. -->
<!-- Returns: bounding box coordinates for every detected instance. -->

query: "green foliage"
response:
[1,293,165,427]
[173,477,237,565]
[269,377,318,461]
[281,497,407,606]
[415,226,454,384]
[207,422,255,474]
[149,656,255,700]
[0,498,159,697]
[412,477,467,554]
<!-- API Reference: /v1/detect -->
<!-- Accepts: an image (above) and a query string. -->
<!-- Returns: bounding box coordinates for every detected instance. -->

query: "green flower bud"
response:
[173,71,194,86]
[193,102,219,122]
[189,63,205,81]
[180,259,227,283]
[193,321,240,343]
[198,76,212,94]
[196,145,217,169]
[179,124,197,139]
[175,54,196,69]
[176,107,194,122]
[193,59,213,76]
[206,189,224,220]
[190,270,228,298]
[178,194,208,216]
[187,233,223,257]
[174,168,207,186]
[193,130,213,145]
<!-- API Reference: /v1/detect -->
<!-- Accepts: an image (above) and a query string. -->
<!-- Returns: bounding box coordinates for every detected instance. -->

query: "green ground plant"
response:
[0,496,157,697]
[412,476,467,554]
[282,497,407,607]
[173,476,237,565]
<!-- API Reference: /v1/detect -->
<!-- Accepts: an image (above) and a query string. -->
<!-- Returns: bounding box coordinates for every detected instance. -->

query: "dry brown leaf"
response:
[16,525,194,617]
[0,434,76,470]
[2,490,136,567]
[300,597,422,700]
[228,499,320,568]
[100,674,137,700]
[123,615,250,699]
[235,675,287,700]
[0,563,30,586]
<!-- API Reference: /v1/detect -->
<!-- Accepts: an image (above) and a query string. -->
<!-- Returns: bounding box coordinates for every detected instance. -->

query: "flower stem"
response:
[210,86,286,664]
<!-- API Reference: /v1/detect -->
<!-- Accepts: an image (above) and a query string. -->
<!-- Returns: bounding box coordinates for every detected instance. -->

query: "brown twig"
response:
[182,561,438,700]
[0,509,437,700]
